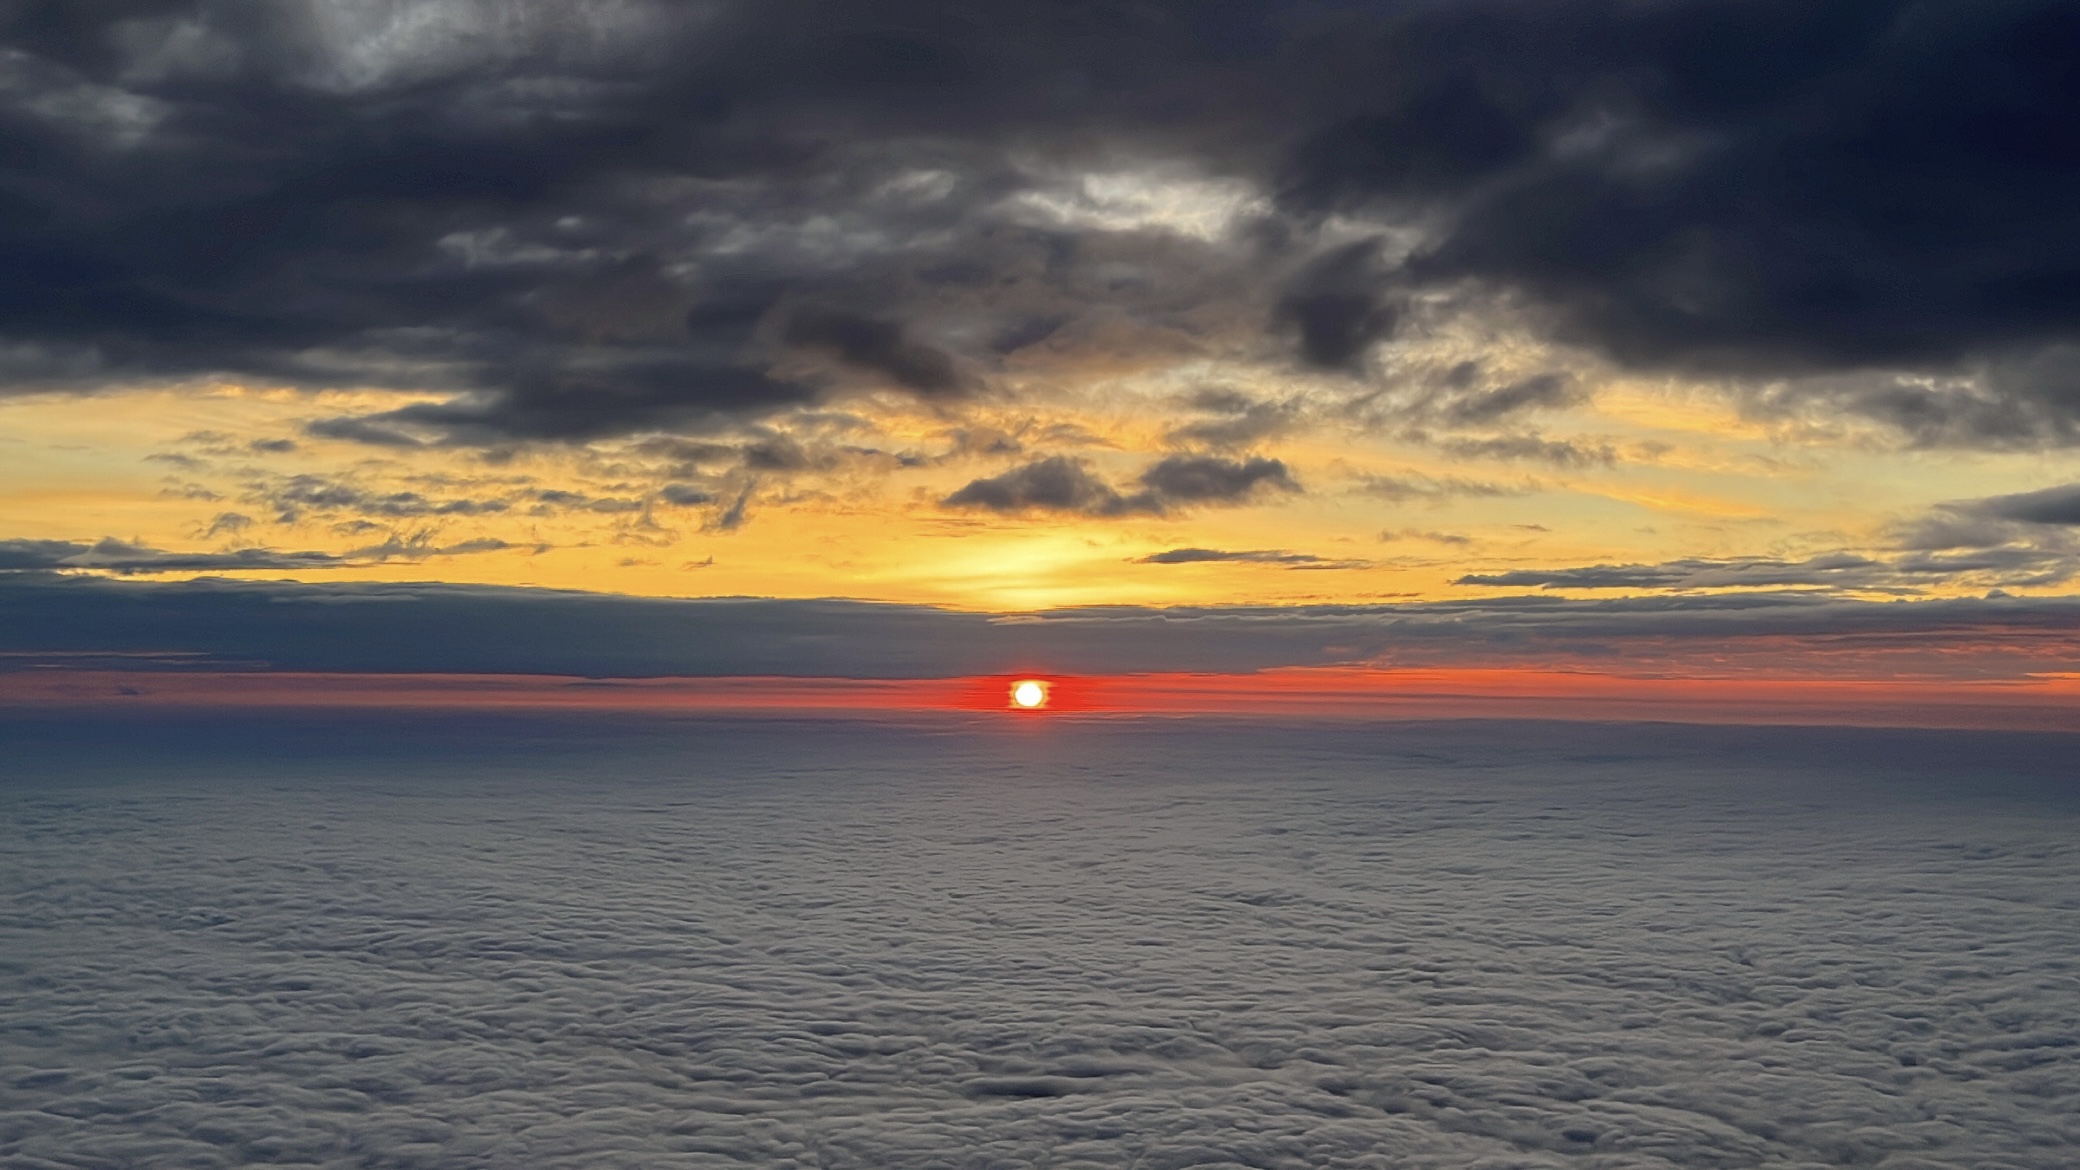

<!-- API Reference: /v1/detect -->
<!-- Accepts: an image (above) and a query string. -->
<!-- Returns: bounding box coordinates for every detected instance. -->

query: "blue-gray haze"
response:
[4,716,2077,1168]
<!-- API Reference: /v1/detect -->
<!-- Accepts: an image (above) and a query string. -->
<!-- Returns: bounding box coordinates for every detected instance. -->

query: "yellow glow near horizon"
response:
[2,364,2074,610]
[1011,679,1049,708]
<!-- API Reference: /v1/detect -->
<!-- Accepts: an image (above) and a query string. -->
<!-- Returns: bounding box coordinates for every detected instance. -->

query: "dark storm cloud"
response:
[0,0,1270,444]
[941,454,1297,517]
[6,1,2080,447]
[8,573,2080,679]
[1284,4,2080,380]
[1275,239,1398,371]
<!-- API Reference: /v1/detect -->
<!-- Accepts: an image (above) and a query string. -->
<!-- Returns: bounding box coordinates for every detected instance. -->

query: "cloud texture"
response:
[7,573,2080,681]
[943,455,1298,517]
[3,716,2077,1168]
[5,1,2080,445]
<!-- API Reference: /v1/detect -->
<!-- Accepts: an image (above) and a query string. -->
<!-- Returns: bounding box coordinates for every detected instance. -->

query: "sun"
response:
[1010,679,1050,709]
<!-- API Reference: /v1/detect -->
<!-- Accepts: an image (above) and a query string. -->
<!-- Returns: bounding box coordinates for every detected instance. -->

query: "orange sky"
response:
[8,668,2076,732]
[5,367,2078,613]
[5,2,2080,704]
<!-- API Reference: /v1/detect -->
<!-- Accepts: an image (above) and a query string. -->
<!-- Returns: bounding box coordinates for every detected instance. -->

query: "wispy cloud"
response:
[1135,548,1366,569]
[0,536,510,576]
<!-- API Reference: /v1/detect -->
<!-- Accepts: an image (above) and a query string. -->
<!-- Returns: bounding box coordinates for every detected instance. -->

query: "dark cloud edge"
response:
[8,2,2080,449]
[5,573,2079,681]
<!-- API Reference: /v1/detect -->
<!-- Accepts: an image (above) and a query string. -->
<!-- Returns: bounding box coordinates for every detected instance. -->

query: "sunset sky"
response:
[5,0,2080,716]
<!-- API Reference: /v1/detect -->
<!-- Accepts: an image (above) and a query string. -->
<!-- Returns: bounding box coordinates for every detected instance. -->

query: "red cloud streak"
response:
[5,669,2078,732]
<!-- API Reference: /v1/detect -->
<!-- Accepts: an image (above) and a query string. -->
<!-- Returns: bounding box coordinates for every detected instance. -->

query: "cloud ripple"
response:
[1,717,2076,1167]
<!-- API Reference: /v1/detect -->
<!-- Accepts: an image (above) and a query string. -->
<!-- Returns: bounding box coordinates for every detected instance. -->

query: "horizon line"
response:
[6,667,2078,734]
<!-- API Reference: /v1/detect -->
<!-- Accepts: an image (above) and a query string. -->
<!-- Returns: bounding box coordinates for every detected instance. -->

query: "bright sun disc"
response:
[1011,679,1049,709]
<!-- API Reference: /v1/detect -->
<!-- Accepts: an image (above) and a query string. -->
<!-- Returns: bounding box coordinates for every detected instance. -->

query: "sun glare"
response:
[1010,679,1050,709]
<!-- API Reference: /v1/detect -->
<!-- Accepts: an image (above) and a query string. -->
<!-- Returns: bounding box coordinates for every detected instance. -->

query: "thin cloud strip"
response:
[8,667,2077,733]
[8,574,2080,682]
[0,536,512,575]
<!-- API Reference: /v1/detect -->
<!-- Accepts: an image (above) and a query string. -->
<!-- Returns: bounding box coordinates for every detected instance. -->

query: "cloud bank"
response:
[5,1,2080,445]
[4,718,2076,1168]
[7,573,2080,682]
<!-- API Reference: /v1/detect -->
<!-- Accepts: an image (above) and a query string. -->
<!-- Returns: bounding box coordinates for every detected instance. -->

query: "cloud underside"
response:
[8,574,2080,681]
[1454,487,2080,593]
[1454,551,2074,593]
[1,2,2078,446]
[942,456,1299,517]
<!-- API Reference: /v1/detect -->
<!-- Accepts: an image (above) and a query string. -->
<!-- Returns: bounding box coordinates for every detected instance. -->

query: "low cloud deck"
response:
[3,716,2076,1168]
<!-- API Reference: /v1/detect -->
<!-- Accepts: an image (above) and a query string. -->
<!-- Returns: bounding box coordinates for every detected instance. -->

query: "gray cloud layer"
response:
[5,2,2080,445]
[7,573,2080,679]
[4,717,2077,1168]
[1459,481,2080,594]
[1977,483,2080,527]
